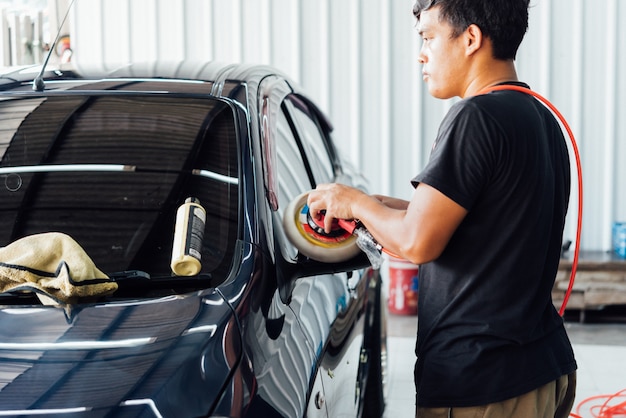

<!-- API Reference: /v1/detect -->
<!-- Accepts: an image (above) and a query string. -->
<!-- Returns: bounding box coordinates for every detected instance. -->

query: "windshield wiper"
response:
[109,270,214,289]
[0,271,216,305]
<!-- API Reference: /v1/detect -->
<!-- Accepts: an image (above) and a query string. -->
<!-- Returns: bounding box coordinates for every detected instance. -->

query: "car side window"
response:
[274,104,313,222]
[272,94,340,261]
[283,95,336,185]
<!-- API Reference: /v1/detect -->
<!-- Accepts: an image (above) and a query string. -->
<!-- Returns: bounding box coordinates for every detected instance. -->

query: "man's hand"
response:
[306,183,365,234]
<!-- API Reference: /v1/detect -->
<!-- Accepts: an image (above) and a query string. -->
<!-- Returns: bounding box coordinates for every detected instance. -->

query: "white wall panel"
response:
[358,0,390,189]
[241,0,270,64]
[103,0,129,63]
[129,0,158,63]
[183,0,214,60]
[68,0,626,252]
[617,1,626,226]
[299,0,329,112]
[388,1,422,196]
[327,0,360,166]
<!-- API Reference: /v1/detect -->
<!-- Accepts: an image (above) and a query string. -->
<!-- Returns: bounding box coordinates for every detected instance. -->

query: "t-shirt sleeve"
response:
[411,100,498,211]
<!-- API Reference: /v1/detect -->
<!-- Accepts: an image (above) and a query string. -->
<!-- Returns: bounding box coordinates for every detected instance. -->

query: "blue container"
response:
[612,222,626,258]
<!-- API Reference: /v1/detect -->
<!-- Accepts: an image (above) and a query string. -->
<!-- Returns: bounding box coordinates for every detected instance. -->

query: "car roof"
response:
[0,60,296,98]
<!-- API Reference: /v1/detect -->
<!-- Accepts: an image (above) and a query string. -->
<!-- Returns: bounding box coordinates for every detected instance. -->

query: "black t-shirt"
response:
[412,83,577,407]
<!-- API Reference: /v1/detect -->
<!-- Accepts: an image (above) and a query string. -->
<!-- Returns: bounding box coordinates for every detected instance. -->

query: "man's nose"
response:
[417,44,427,64]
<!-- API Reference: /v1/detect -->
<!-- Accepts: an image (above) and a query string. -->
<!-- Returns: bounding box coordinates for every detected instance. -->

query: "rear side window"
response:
[0,95,239,278]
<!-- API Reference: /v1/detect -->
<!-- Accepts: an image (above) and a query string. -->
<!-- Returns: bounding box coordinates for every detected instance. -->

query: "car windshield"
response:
[0,94,240,284]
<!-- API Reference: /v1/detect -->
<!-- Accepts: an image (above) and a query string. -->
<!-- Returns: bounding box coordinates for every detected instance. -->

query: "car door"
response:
[267,87,368,417]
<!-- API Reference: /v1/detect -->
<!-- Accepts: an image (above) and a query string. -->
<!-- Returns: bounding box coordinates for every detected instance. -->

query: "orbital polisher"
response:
[283,191,386,268]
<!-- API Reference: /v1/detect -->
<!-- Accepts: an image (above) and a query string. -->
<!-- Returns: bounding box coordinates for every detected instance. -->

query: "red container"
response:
[388,256,419,315]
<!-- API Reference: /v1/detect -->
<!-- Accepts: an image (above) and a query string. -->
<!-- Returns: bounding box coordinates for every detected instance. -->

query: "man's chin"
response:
[429,86,453,100]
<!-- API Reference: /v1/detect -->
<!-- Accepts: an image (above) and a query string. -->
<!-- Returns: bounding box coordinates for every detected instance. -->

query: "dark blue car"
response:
[0,61,387,417]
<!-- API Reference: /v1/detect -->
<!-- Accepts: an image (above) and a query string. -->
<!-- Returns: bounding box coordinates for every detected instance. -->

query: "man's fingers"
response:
[323,212,335,234]
[306,184,349,233]
[306,193,323,219]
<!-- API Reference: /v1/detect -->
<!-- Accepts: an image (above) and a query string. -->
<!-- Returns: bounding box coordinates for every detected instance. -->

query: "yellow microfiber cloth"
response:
[0,232,118,305]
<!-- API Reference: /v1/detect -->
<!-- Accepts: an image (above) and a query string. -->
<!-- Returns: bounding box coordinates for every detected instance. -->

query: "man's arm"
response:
[307,183,467,264]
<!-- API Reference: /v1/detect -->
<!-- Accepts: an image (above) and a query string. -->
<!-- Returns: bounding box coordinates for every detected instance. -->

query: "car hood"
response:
[0,287,241,417]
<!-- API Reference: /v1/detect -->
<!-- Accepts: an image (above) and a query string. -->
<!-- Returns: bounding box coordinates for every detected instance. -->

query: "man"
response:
[306,0,577,416]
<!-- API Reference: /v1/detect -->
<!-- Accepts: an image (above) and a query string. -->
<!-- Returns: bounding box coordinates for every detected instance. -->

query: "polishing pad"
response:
[282,192,361,262]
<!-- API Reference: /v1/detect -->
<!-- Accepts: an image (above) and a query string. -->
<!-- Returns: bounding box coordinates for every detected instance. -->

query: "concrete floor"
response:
[383,309,626,418]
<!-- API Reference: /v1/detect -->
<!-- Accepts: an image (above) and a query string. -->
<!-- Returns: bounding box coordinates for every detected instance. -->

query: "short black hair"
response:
[412,0,530,60]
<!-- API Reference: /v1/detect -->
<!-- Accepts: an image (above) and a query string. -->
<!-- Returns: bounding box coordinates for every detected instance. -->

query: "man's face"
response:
[417,7,467,99]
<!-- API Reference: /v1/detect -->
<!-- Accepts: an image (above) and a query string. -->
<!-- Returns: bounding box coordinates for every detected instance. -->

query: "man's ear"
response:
[465,23,483,56]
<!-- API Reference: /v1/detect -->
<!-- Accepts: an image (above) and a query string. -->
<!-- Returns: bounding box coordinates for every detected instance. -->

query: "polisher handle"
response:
[337,219,358,234]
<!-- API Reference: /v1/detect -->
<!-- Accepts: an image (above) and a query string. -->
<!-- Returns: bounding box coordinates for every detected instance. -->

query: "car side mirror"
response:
[275,250,372,304]
[294,252,372,277]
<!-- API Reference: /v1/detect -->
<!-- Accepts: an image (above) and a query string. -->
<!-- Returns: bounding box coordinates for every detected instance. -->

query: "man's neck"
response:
[462,60,519,98]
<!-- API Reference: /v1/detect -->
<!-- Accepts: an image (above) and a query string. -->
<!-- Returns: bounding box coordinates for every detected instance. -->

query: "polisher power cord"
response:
[479,85,583,316]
